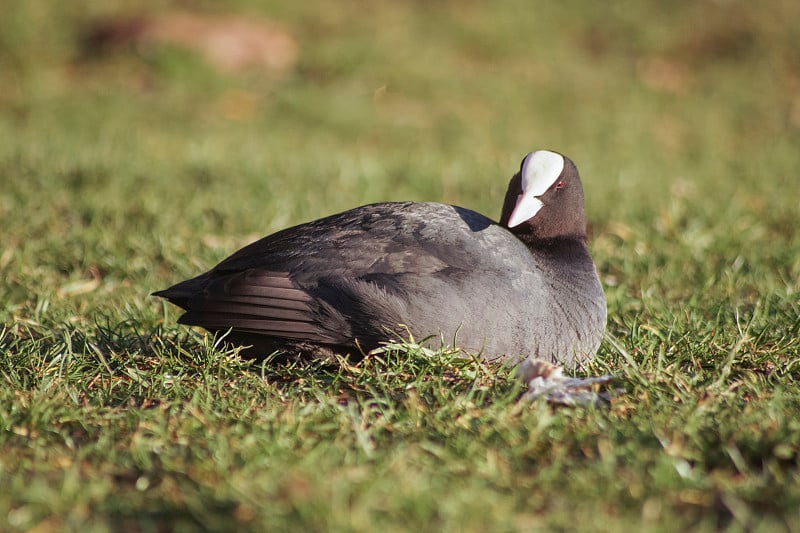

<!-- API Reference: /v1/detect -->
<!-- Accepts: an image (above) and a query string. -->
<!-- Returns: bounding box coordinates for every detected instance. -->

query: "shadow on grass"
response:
[0,318,523,411]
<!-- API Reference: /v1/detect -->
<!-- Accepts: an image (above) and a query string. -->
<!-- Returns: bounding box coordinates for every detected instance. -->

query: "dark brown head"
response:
[499,150,587,243]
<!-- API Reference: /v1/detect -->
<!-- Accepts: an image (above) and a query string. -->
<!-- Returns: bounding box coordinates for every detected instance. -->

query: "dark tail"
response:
[151,273,211,310]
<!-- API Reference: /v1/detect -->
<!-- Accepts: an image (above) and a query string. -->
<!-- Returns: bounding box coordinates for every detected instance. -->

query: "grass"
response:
[1,0,800,530]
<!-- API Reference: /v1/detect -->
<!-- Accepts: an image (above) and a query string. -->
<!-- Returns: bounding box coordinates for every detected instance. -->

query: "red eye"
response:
[555,180,565,190]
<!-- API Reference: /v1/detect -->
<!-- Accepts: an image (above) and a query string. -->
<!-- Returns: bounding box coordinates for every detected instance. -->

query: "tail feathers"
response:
[152,274,211,309]
[153,269,352,347]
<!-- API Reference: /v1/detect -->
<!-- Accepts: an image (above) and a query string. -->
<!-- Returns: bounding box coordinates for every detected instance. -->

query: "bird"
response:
[153,150,607,373]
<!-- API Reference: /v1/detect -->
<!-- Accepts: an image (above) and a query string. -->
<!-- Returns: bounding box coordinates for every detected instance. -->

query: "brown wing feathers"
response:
[157,270,342,343]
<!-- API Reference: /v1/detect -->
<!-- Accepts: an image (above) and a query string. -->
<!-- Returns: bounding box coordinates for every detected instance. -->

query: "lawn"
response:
[1,1,799,531]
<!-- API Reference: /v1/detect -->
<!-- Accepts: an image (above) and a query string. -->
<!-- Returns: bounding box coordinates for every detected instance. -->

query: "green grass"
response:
[2,0,800,530]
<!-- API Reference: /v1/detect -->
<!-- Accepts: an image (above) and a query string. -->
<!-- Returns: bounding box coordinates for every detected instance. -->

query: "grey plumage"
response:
[153,151,606,369]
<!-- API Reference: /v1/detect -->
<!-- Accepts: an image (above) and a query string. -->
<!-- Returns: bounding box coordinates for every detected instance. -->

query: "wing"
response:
[154,202,517,348]
[154,269,351,344]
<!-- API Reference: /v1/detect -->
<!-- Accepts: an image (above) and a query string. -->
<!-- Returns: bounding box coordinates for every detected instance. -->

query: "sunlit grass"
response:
[1,0,799,531]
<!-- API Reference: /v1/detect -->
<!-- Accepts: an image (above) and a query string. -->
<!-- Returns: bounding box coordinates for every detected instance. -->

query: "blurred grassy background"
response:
[1,0,799,531]
[2,0,798,316]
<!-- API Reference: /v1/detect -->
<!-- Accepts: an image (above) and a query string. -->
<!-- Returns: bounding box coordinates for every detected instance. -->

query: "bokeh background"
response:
[3,0,798,351]
[2,1,799,530]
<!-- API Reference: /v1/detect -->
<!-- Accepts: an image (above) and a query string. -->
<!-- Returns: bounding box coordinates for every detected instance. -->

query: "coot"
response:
[154,150,606,369]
